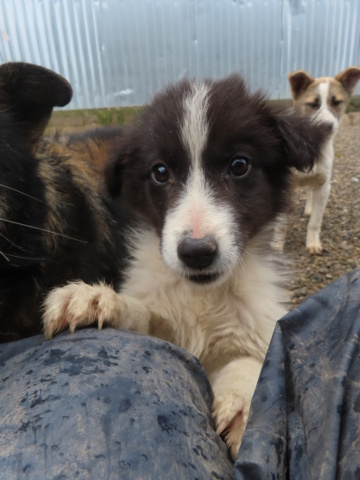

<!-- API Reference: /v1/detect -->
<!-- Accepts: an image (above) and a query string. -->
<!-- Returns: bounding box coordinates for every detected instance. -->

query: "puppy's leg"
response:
[43,281,168,340]
[304,187,313,216]
[210,356,262,459]
[306,180,331,254]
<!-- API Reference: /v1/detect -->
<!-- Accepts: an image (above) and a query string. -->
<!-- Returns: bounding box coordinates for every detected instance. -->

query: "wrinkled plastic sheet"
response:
[0,269,359,479]
[235,269,360,479]
[0,330,233,480]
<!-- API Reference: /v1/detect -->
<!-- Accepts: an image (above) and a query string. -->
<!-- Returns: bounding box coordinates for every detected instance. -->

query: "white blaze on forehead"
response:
[179,81,212,238]
[318,80,330,106]
[161,80,239,279]
[181,82,210,169]
[314,80,339,129]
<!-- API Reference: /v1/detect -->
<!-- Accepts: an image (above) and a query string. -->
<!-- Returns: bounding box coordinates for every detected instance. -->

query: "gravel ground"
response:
[285,112,360,306]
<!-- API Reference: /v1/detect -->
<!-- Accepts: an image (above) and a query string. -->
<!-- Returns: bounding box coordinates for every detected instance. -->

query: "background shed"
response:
[1,0,359,110]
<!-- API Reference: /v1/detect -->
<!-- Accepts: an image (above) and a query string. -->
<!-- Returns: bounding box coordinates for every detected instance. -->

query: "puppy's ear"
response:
[105,152,125,198]
[0,62,72,152]
[105,129,135,198]
[335,66,360,95]
[288,70,314,100]
[272,108,330,172]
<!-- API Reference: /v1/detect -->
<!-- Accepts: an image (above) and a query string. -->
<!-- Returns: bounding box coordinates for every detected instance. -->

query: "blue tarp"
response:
[236,269,360,479]
[1,269,359,479]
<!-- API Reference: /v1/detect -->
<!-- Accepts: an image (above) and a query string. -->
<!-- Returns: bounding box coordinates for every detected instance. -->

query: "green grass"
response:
[47,106,142,134]
[47,95,360,133]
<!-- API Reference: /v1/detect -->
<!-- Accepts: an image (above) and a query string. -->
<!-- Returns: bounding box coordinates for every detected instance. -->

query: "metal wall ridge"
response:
[1,0,359,110]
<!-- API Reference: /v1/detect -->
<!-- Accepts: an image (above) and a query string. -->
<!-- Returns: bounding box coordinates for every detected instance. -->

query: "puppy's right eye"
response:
[306,102,319,109]
[151,164,170,184]
[229,157,250,177]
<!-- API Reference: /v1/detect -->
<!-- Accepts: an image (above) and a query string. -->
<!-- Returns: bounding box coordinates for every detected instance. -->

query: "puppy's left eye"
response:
[229,157,250,177]
[151,164,170,184]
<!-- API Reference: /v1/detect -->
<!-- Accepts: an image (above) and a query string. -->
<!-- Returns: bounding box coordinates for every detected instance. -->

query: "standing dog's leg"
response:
[304,187,313,216]
[306,179,331,254]
[305,142,334,254]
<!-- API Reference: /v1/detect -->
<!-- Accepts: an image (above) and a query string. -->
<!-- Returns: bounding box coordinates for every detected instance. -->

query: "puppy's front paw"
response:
[213,392,250,459]
[210,357,262,459]
[42,281,125,339]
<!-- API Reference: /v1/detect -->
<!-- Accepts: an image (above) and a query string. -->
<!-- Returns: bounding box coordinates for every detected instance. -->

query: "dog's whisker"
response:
[0,217,87,244]
[3,252,46,261]
[236,255,247,278]
[0,232,34,253]
[0,183,45,203]
[0,250,10,262]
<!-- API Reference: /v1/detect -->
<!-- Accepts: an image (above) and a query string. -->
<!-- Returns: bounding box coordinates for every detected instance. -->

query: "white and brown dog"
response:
[288,66,360,253]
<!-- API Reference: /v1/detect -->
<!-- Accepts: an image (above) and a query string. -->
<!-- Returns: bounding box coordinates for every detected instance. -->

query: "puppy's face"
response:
[288,67,360,133]
[108,76,328,285]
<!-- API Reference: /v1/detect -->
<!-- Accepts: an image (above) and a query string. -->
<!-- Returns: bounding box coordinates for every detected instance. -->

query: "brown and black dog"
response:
[0,62,128,341]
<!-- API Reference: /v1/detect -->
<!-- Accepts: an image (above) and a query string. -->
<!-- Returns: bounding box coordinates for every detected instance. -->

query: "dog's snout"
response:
[325,121,335,133]
[177,237,217,269]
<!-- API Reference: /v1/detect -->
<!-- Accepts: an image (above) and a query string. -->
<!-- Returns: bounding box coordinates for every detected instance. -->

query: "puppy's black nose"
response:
[177,237,217,269]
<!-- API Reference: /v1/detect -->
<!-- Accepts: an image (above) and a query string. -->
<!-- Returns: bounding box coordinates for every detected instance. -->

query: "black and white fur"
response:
[43,75,328,457]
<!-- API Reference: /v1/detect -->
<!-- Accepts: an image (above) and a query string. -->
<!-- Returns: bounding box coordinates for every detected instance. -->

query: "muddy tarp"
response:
[0,330,233,480]
[0,269,359,479]
[235,269,360,480]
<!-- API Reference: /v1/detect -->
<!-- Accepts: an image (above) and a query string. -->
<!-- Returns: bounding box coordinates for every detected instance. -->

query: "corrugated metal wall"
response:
[1,0,359,109]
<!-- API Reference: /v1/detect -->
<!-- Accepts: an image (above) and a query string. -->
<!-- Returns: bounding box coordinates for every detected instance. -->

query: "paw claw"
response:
[216,419,228,436]
[98,316,104,330]
[42,281,120,338]
[213,393,249,459]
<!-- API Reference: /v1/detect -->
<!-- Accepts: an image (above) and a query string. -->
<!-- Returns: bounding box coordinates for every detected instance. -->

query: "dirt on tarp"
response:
[285,112,360,306]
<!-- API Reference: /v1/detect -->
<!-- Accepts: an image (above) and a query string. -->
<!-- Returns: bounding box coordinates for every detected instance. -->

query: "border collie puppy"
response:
[43,75,328,457]
[287,66,360,253]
